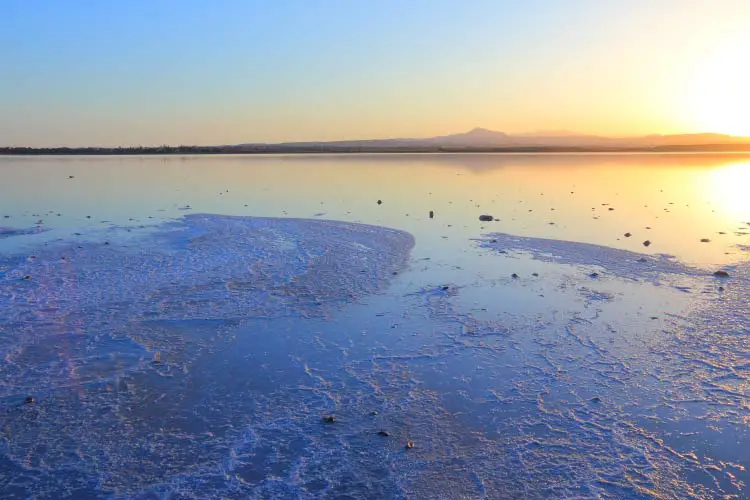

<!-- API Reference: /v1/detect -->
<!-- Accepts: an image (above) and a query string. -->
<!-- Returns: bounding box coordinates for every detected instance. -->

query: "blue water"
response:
[0,154,748,498]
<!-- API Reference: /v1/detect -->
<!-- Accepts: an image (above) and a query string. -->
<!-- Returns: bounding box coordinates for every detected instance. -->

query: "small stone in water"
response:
[24,396,35,404]
[511,273,519,279]
[378,430,390,437]
[323,415,336,423]
[713,270,730,278]
[589,272,599,278]
[405,441,415,449]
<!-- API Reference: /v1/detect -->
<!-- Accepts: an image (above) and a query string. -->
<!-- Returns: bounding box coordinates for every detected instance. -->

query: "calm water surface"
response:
[1,154,748,498]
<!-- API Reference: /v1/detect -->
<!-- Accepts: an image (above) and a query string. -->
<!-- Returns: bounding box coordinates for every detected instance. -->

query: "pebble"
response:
[511,273,519,279]
[378,430,390,437]
[624,232,632,237]
[377,200,382,205]
[323,415,336,423]
[643,240,651,247]
[713,270,730,278]
[24,396,35,404]
[478,214,493,222]
[405,441,415,449]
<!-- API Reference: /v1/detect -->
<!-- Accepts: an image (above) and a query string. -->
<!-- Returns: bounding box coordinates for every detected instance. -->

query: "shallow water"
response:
[0,153,748,498]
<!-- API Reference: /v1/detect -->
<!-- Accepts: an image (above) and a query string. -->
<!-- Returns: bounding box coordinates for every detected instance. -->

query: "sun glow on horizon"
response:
[706,162,750,221]
[689,36,750,137]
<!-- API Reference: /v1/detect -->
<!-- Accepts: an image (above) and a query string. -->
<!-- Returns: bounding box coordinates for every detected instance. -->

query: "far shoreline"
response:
[4,144,750,156]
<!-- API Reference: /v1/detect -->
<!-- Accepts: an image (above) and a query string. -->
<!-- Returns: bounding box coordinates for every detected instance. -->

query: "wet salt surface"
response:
[1,154,749,498]
[0,214,747,499]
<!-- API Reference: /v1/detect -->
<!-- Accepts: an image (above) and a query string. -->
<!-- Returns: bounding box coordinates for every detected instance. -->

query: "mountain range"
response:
[241,128,750,150]
[4,128,750,155]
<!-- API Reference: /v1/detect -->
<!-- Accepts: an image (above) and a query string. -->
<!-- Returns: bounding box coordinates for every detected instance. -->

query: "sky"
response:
[2,0,750,146]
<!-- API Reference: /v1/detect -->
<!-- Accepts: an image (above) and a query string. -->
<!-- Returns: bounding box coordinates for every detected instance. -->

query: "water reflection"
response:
[0,153,749,265]
[705,161,750,221]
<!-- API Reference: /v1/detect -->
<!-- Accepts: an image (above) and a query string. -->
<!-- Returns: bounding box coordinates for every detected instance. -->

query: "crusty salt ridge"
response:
[473,232,750,496]
[0,214,413,394]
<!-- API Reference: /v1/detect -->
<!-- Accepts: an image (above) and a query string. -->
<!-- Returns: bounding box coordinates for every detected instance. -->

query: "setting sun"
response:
[689,36,750,136]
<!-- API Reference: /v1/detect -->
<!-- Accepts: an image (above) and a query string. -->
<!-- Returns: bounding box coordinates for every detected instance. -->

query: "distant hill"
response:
[237,128,750,150]
[4,128,750,155]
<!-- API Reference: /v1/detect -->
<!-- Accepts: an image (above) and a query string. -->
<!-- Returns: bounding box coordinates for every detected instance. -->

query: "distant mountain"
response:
[4,129,750,156]
[238,128,750,150]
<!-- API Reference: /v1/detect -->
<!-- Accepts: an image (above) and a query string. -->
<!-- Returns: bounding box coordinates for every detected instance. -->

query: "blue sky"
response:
[2,0,750,146]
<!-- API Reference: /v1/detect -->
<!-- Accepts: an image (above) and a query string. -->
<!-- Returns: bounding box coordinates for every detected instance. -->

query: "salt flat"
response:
[0,153,748,498]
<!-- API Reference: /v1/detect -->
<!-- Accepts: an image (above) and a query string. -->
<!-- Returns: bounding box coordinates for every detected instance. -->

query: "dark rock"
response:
[532,273,539,277]
[441,286,450,291]
[700,238,710,243]
[718,286,724,292]
[377,200,382,205]
[378,430,390,437]
[590,397,601,403]
[624,232,632,237]
[22,275,32,280]
[511,273,519,279]
[429,210,434,219]
[371,411,379,416]
[713,270,730,278]
[642,240,651,247]
[589,272,599,278]
[478,214,493,222]
[24,396,35,404]
[608,208,614,211]
[323,415,336,423]
[68,175,74,179]
[405,441,415,449]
